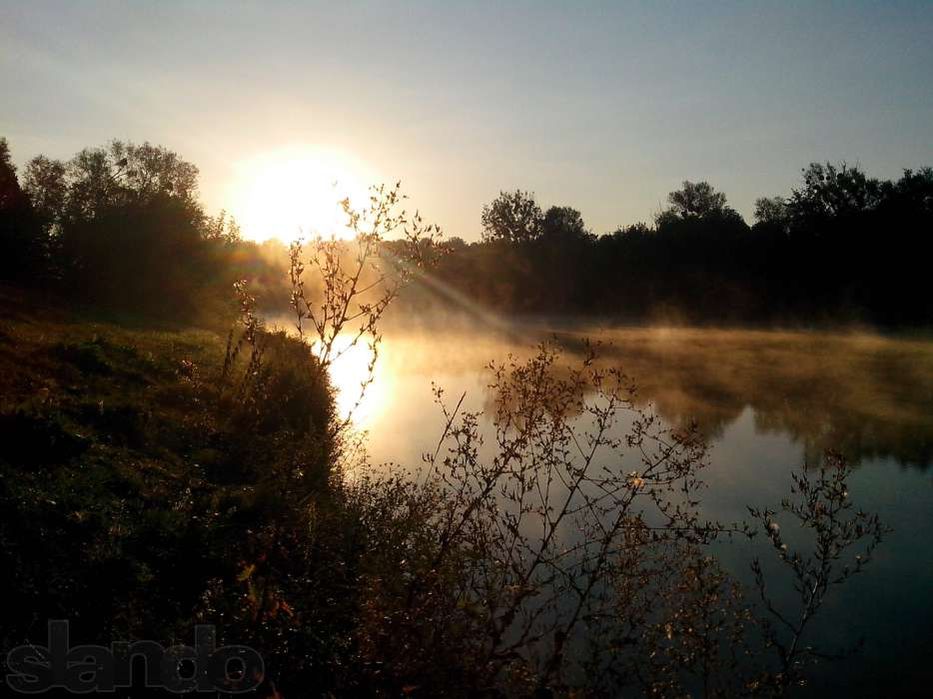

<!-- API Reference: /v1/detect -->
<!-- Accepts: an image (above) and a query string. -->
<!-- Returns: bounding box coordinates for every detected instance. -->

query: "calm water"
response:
[328,324,933,695]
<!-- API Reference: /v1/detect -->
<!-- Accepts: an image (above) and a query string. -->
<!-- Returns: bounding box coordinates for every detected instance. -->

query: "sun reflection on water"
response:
[319,336,394,430]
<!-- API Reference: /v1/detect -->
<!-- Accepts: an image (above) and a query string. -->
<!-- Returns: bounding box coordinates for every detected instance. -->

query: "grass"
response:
[0,285,336,666]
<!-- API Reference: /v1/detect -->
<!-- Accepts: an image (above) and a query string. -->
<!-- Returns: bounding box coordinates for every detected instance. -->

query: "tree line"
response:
[416,164,933,326]
[0,137,286,323]
[3,135,931,326]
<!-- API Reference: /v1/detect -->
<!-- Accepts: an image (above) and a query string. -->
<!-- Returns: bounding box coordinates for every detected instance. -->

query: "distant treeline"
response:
[3,136,931,326]
[0,137,287,323]
[401,166,933,326]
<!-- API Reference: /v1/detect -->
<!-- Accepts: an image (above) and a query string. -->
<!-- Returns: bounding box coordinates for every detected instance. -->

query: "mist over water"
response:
[324,322,933,470]
[322,321,932,696]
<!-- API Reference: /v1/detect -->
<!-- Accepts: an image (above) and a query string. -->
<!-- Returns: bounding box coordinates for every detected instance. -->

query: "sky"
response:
[2,1,932,241]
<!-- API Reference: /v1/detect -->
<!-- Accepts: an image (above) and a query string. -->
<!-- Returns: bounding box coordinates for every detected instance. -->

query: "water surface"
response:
[328,325,933,694]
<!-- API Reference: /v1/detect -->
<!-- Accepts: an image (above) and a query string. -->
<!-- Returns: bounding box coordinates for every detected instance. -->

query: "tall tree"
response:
[539,206,590,243]
[480,190,543,243]
[22,155,67,236]
[0,138,41,281]
[753,196,789,231]
[0,138,21,210]
[786,162,883,226]
[109,140,199,203]
[662,180,730,219]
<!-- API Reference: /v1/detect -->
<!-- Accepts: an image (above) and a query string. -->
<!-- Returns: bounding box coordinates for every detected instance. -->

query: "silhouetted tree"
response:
[0,137,294,321]
[886,166,933,209]
[60,141,199,222]
[539,205,590,243]
[786,162,882,228]
[753,196,788,231]
[0,138,41,281]
[411,164,932,325]
[63,146,118,222]
[203,209,242,244]
[108,140,199,203]
[481,189,543,243]
[658,180,740,224]
[532,206,595,311]
[0,138,20,209]
[22,155,67,237]
[6,133,932,326]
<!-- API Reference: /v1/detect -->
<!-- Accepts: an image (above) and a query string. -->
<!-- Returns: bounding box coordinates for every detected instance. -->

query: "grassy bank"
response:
[0,286,344,693]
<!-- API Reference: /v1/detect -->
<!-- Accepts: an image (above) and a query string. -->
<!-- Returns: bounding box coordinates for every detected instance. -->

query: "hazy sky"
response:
[2,1,932,241]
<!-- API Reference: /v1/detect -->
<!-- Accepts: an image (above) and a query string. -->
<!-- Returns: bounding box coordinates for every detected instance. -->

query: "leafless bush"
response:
[340,342,747,694]
[748,452,888,691]
[288,182,441,430]
[221,278,265,411]
[593,538,765,697]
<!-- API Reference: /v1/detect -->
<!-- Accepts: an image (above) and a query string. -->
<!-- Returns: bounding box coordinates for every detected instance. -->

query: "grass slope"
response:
[0,286,335,667]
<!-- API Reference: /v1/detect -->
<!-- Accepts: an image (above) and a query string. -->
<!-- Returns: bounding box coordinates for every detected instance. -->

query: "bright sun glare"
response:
[231,146,377,243]
[322,336,393,429]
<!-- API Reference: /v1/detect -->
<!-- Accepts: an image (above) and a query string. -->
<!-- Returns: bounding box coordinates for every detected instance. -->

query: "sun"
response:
[231,146,377,243]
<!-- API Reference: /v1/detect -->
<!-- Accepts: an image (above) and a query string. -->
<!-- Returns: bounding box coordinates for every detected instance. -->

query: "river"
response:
[321,323,933,694]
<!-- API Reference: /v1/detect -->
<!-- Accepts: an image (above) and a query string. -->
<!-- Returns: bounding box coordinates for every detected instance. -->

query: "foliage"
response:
[753,196,789,231]
[21,155,67,238]
[0,138,43,280]
[481,189,544,244]
[657,180,742,226]
[787,162,883,226]
[4,134,931,326]
[415,164,933,325]
[0,137,289,322]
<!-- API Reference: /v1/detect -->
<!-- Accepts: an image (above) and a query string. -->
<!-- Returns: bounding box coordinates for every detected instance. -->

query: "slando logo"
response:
[4,621,263,693]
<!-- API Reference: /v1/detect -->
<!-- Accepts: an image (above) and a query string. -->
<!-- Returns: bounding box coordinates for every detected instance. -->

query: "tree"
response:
[786,162,883,226]
[480,189,543,243]
[58,140,200,224]
[22,155,67,237]
[887,167,933,209]
[0,138,41,281]
[662,180,731,220]
[64,146,117,221]
[753,196,787,226]
[19,139,224,317]
[539,205,590,243]
[60,193,211,315]
[109,140,199,204]
[0,138,21,211]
